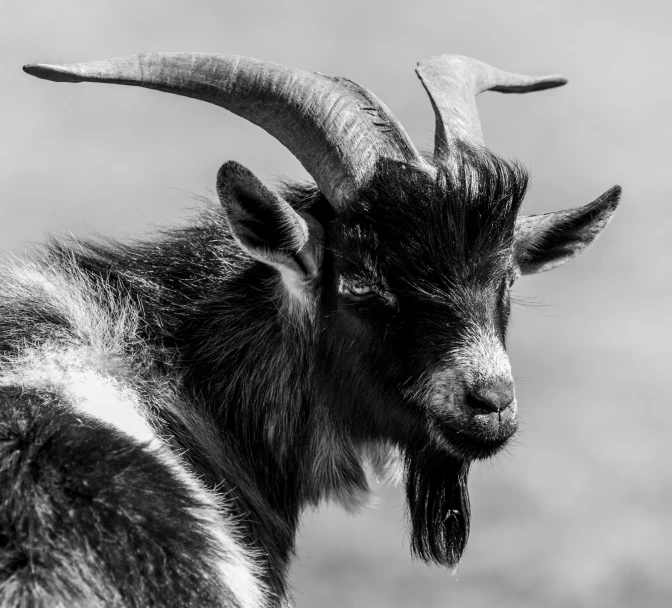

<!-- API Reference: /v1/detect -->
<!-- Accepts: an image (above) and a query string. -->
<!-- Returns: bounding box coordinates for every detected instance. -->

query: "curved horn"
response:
[24,53,427,208]
[416,55,567,161]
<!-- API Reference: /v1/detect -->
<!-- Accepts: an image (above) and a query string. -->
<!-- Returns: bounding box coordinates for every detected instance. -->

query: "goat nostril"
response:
[465,392,499,413]
[465,387,514,413]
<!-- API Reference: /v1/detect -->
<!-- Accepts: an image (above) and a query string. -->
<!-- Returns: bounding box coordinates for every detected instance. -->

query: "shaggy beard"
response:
[404,443,471,568]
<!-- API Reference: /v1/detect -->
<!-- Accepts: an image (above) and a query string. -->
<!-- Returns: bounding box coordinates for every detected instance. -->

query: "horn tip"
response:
[536,75,569,90]
[23,63,82,83]
[490,74,568,94]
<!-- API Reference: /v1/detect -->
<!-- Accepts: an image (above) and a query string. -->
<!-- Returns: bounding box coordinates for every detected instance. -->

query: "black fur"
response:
[0,144,531,602]
[318,148,527,566]
[404,441,471,567]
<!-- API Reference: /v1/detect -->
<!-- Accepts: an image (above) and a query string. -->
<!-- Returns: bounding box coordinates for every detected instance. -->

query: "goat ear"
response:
[514,186,621,275]
[217,161,322,284]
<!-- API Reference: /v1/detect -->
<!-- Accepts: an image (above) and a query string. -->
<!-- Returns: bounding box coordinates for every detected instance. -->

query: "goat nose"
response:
[465,382,515,413]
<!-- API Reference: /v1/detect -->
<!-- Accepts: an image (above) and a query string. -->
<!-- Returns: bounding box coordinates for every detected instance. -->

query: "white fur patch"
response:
[0,345,269,608]
[0,258,270,608]
[0,347,154,442]
[362,442,404,487]
[422,322,516,417]
[455,323,514,389]
[152,434,270,608]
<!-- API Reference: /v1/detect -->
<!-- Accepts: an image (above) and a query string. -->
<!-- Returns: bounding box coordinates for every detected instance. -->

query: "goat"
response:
[0,53,620,607]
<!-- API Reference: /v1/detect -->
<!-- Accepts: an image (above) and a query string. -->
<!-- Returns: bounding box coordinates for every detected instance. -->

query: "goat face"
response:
[217,152,620,463]
[319,158,522,461]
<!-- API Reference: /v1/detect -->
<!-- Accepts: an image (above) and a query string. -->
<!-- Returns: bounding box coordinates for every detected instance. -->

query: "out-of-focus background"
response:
[2,1,670,606]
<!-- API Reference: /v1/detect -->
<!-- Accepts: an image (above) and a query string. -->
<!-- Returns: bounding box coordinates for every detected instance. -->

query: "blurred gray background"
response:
[1,1,670,606]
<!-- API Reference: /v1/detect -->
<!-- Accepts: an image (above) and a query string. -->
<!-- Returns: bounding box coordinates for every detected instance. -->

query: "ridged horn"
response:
[416,55,567,160]
[24,53,427,208]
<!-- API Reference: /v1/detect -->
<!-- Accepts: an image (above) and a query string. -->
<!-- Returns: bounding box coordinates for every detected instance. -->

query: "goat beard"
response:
[403,442,471,568]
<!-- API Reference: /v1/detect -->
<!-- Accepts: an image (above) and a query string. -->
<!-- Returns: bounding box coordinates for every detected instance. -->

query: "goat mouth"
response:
[434,414,517,460]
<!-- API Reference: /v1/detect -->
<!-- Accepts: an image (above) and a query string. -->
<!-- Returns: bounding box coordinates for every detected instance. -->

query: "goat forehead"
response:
[331,146,529,269]
[334,216,514,287]
[338,191,519,257]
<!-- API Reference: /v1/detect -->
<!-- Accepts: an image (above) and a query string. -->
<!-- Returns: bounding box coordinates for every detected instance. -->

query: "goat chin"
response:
[432,404,518,460]
[435,418,517,461]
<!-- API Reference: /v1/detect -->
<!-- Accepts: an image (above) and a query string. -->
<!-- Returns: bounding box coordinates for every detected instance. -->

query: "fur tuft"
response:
[404,444,471,568]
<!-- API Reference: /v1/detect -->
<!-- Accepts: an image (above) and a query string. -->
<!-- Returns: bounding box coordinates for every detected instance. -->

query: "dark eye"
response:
[338,276,398,309]
[348,283,373,297]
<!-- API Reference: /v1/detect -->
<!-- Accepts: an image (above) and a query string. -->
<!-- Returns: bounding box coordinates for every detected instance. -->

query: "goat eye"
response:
[348,283,374,297]
[337,276,398,308]
[337,276,378,301]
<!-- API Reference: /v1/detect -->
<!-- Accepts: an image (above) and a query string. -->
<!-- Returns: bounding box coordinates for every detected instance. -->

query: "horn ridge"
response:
[24,53,428,208]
